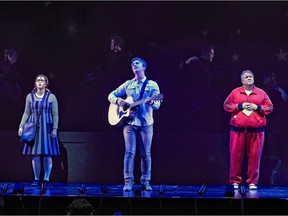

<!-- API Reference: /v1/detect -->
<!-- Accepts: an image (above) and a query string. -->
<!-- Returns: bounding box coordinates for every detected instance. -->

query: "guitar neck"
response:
[130,99,146,108]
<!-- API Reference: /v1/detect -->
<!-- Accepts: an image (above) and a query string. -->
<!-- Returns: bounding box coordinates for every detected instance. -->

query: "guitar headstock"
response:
[152,93,164,102]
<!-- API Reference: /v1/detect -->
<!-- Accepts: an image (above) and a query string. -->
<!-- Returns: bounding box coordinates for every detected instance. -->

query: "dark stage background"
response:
[0,1,288,186]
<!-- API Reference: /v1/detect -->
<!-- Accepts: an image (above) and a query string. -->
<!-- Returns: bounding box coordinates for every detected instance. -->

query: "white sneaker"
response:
[232,183,239,189]
[123,182,134,191]
[249,183,257,190]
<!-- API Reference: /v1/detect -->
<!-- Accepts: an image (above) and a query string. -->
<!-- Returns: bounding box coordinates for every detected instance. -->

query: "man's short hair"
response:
[110,35,124,48]
[4,49,17,60]
[240,70,254,79]
[202,45,214,53]
[131,57,148,69]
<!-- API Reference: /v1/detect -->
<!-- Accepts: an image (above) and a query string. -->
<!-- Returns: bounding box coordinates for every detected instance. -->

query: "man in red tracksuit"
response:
[224,70,273,190]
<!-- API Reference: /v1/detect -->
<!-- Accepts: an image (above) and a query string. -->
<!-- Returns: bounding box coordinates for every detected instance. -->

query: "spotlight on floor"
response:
[198,183,207,196]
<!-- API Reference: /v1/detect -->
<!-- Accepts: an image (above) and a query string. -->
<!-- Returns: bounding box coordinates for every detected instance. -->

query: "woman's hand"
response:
[18,127,23,137]
[51,129,58,138]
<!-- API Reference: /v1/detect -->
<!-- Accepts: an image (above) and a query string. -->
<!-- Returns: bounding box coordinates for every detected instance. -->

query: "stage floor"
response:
[1,182,288,214]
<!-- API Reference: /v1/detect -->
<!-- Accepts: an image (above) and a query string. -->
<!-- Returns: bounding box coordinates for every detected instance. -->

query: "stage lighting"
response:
[240,184,246,197]
[79,184,87,194]
[158,184,165,195]
[1,183,9,193]
[198,183,207,196]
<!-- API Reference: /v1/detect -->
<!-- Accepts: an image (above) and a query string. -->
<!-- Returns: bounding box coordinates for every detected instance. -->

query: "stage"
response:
[1,131,288,215]
[1,182,288,215]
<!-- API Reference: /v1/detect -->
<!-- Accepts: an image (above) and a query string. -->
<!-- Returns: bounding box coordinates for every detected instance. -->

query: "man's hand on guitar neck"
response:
[145,97,154,105]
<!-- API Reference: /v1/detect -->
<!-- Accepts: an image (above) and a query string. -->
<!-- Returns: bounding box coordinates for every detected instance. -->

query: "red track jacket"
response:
[224,85,273,128]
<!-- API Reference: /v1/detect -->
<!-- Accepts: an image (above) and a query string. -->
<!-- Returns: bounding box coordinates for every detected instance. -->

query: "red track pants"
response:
[229,131,265,184]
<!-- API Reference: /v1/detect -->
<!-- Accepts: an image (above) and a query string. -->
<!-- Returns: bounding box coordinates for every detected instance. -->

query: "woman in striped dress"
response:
[18,74,60,188]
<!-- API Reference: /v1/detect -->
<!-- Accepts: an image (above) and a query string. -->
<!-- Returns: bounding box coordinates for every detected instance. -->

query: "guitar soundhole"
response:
[123,104,130,111]
[119,111,125,117]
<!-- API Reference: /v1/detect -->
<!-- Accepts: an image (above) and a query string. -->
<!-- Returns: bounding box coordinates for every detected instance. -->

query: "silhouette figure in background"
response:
[85,35,132,88]
[261,72,288,185]
[0,49,23,130]
[83,35,132,131]
[262,72,288,160]
[182,44,226,132]
[67,198,94,215]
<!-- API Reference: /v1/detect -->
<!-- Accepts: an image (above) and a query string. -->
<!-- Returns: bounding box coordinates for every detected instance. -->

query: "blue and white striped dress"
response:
[20,90,60,155]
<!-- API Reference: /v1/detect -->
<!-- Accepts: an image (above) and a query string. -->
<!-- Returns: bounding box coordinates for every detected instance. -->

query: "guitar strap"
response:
[138,79,149,100]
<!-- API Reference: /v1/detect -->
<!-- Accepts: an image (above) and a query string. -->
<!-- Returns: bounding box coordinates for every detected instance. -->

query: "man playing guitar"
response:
[108,57,162,192]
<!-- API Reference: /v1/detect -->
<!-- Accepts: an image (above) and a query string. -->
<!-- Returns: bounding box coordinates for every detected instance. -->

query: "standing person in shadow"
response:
[182,44,226,132]
[108,57,162,191]
[261,72,288,160]
[224,70,273,190]
[261,72,288,185]
[18,74,60,191]
[85,35,132,89]
[83,35,132,131]
[0,49,23,130]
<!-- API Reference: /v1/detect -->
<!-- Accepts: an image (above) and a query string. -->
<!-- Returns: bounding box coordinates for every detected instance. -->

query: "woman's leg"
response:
[43,155,53,181]
[32,155,41,180]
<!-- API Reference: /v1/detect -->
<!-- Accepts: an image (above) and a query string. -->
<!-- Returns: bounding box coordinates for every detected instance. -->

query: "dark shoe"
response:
[31,180,41,187]
[43,180,49,187]
[40,180,49,193]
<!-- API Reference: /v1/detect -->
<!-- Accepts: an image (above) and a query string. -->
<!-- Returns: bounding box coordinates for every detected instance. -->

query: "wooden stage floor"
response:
[1,182,288,215]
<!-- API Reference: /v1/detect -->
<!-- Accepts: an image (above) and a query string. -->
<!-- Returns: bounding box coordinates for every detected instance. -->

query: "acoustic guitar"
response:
[108,93,164,126]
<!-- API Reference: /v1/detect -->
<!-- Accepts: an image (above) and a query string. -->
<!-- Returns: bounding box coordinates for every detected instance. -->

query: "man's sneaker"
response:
[123,182,134,191]
[142,182,152,191]
[232,183,239,189]
[249,183,257,190]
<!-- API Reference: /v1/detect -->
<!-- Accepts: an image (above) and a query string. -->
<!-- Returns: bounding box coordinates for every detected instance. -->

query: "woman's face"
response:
[35,76,47,89]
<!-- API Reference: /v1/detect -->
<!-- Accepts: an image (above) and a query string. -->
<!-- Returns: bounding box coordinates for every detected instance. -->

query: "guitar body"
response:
[108,97,135,127]
[108,93,164,127]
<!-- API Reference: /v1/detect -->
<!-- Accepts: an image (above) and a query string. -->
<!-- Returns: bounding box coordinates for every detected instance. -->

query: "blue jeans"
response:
[123,124,153,184]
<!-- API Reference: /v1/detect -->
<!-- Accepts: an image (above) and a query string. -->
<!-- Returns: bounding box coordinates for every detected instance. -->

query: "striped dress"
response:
[19,90,60,155]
